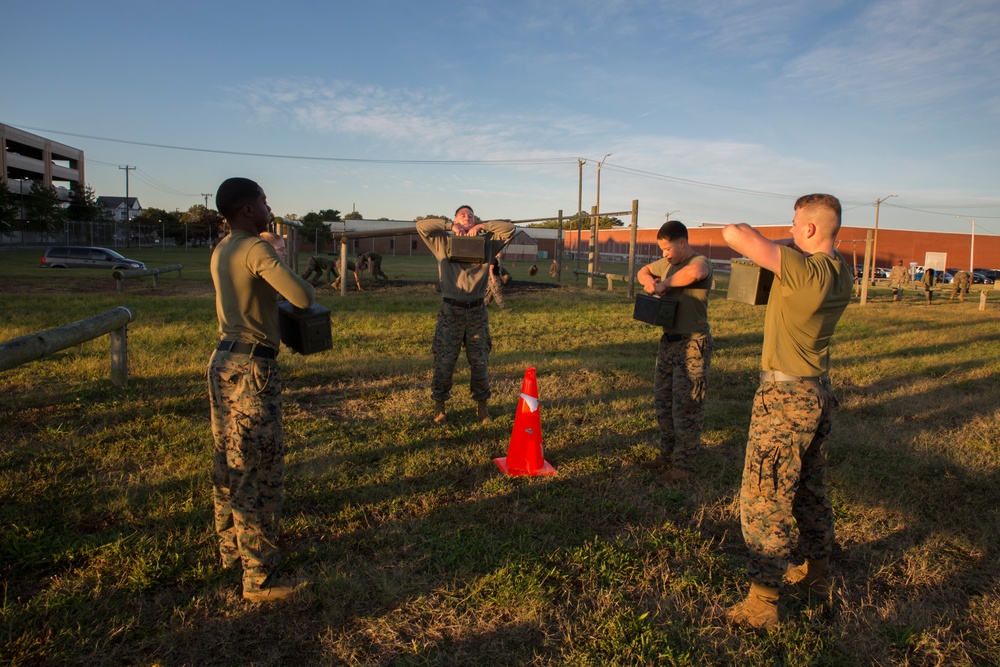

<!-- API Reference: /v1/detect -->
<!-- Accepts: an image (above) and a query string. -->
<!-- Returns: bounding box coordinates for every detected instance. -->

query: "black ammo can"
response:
[278,301,333,355]
[727,259,774,305]
[632,294,677,327]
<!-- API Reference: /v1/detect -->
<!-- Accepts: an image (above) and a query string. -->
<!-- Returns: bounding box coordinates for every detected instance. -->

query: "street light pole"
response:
[956,216,976,271]
[594,153,611,270]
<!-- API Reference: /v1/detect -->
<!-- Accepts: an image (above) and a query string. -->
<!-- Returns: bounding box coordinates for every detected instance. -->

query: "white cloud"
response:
[785,0,1000,108]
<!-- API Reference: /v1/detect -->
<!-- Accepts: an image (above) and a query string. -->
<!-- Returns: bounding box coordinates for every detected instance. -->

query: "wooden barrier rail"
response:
[573,268,629,292]
[113,264,183,292]
[0,306,136,386]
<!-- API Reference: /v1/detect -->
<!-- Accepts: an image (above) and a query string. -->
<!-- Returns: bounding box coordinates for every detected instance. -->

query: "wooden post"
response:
[0,307,135,382]
[588,205,597,288]
[980,290,988,311]
[627,199,639,299]
[110,323,128,387]
[556,209,563,284]
[860,231,873,305]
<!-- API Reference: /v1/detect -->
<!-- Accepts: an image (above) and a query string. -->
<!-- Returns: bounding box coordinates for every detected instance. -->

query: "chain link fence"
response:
[1,220,211,250]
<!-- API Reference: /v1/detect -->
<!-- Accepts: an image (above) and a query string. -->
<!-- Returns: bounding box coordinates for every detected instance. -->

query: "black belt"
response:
[216,340,278,359]
[664,333,691,343]
[760,370,825,383]
[443,297,484,309]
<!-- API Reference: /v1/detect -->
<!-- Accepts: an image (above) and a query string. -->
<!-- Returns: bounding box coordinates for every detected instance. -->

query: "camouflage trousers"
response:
[431,301,492,403]
[301,257,333,285]
[368,258,388,280]
[653,334,713,470]
[208,350,285,589]
[485,278,506,309]
[740,377,836,588]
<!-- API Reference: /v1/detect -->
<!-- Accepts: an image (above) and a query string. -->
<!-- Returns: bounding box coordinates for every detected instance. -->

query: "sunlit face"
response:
[271,238,286,261]
[250,187,273,234]
[790,208,812,247]
[453,207,475,235]
[657,237,690,265]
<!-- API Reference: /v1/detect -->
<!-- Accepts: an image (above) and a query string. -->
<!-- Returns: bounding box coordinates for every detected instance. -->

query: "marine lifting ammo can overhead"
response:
[446,235,487,263]
[727,258,774,305]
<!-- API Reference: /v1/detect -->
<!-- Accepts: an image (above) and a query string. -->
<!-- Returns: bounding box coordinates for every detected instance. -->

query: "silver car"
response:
[40,246,146,270]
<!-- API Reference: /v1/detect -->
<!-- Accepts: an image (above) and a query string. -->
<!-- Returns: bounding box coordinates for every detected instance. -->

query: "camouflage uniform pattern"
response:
[950,271,970,301]
[302,256,335,284]
[888,264,908,301]
[653,335,713,470]
[921,271,935,303]
[209,350,285,590]
[431,302,492,403]
[360,252,389,281]
[485,274,506,309]
[740,377,836,588]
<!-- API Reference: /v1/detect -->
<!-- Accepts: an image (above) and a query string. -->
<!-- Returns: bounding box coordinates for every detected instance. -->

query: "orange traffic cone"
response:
[495,367,556,476]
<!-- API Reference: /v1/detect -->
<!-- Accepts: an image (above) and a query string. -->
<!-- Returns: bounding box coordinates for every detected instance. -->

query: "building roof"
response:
[96,196,141,209]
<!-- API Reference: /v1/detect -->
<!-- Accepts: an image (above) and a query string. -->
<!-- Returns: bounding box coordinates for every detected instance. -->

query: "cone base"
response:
[494,456,557,477]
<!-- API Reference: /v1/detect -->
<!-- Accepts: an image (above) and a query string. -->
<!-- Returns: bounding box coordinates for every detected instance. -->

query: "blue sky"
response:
[2,0,998,232]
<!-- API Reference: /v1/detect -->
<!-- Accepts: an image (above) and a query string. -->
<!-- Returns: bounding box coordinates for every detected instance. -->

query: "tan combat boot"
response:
[433,401,447,425]
[243,576,311,603]
[783,558,832,601]
[726,583,780,630]
[477,401,491,423]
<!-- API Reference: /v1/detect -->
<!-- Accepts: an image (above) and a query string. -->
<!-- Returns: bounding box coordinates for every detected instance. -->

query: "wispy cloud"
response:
[785,0,1000,109]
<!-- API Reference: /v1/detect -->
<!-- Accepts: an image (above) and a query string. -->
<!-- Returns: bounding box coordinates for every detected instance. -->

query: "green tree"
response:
[0,183,17,233]
[300,209,341,247]
[180,205,223,246]
[526,212,623,230]
[415,213,482,223]
[135,207,185,245]
[25,182,67,235]
[67,183,112,223]
[344,210,363,220]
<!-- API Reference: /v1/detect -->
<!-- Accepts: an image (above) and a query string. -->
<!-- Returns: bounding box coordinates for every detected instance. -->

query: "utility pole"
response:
[120,165,135,247]
[868,194,896,285]
[576,158,585,274]
[201,193,213,209]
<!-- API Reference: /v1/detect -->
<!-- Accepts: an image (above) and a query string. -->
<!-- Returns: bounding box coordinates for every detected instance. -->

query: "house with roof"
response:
[96,196,142,222]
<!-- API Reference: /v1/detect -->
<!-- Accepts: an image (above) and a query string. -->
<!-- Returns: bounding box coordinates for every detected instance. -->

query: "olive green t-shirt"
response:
[211,230,315,350]
[646,253,713,336]
[761,246,852,377]
[416,218,516,301]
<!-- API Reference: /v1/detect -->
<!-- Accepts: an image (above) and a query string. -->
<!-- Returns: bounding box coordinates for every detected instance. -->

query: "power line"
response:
[16,123,1000,219]
[15,125,578,166]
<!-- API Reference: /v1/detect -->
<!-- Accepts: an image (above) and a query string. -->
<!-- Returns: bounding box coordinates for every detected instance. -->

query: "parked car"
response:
[974,268,1000,282]
[40,246,146,270]
[972,272,994,284]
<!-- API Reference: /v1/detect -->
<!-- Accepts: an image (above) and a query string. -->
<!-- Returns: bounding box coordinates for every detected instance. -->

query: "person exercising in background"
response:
[357,251,389,281]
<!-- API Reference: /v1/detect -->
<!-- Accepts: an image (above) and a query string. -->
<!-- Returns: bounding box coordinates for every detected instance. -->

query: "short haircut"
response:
[657,219,688,241]
[455,205,474,215]
[794,193,842,232]
[216,178,261,219]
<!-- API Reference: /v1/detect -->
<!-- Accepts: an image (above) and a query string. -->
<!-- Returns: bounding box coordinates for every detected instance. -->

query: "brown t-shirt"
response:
[761,246,852,377]
[211,230,315,350]
[646,253,713,336]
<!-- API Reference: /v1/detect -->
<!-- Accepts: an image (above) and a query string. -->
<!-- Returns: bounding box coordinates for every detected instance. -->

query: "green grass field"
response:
[1,248,998,666]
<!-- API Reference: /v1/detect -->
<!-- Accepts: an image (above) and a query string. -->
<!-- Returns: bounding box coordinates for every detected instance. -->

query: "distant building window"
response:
[389,239,395,251]
[411,240,418,251]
